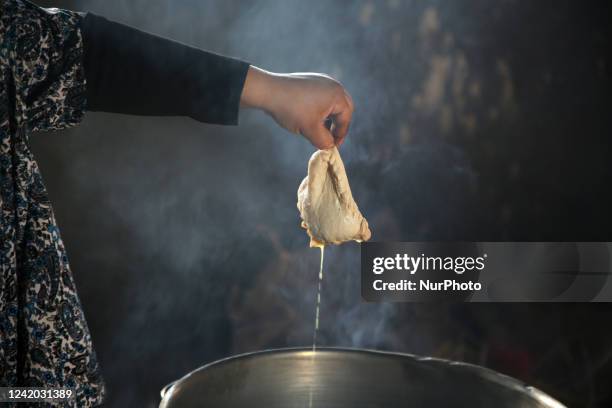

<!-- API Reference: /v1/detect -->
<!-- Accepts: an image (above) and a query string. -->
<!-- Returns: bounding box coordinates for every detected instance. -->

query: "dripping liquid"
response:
[308,246,324,408]
[312,246,324,352]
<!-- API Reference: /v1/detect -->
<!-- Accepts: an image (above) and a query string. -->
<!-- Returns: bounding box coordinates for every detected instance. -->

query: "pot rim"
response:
[160,346,565,408]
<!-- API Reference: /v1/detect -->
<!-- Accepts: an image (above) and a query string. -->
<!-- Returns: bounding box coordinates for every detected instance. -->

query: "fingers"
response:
[303,91,353,150]
[303,123,335,150]
[330,91,354,147]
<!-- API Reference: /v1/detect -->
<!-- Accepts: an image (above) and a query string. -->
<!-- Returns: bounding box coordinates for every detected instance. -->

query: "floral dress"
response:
[1,1,105,406]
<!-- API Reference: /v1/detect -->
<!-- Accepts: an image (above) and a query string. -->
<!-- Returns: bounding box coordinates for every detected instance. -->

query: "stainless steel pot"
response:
[159,347,565,408]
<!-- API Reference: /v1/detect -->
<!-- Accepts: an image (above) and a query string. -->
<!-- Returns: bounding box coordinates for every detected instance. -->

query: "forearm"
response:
[79,12,353,148]
[81,13,250,125]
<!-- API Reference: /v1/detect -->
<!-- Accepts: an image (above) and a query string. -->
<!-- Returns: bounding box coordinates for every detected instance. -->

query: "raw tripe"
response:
[297,147,371,247]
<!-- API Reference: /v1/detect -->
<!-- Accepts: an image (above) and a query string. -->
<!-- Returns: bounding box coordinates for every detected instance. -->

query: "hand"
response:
[240,66,354,149]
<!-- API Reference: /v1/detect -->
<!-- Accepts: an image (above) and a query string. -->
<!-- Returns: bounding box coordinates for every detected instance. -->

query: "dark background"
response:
[33,0,612,406]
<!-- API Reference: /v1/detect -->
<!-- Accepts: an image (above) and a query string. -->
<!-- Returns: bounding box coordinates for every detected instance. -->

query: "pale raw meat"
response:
[297,147,371,247]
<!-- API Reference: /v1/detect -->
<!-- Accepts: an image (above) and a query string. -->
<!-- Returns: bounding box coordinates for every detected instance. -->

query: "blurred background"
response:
[33,0,612,406]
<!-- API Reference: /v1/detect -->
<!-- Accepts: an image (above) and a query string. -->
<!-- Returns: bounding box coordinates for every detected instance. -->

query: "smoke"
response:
[319,245,398,349]
[31,0,537,406]
[27,0,612,406]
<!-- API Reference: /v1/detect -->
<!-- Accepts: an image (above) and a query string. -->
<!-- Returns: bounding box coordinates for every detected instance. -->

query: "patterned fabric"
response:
[1,1,105,406]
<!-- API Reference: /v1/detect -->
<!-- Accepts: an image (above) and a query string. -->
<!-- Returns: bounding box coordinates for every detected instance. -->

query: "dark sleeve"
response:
[80,12,250,125]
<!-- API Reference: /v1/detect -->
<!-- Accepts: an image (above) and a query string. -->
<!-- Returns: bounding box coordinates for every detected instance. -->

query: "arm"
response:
[81,13,353,149]
[81,13,248,126]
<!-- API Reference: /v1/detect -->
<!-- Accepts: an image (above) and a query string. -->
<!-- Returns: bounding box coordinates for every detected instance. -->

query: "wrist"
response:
[240,65,280,113]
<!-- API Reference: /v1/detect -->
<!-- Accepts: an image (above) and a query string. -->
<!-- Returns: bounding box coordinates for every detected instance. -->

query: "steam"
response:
[39,0,492,406]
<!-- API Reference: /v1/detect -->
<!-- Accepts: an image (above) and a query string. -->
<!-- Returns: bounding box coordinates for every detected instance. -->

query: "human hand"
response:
[240,66,354,149]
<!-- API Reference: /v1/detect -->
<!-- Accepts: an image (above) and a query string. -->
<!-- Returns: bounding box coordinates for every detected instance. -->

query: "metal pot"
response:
[159,347,565,408]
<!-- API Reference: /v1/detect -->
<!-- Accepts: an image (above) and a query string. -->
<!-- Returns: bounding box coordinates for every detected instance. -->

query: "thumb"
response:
[302,123,335,150]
